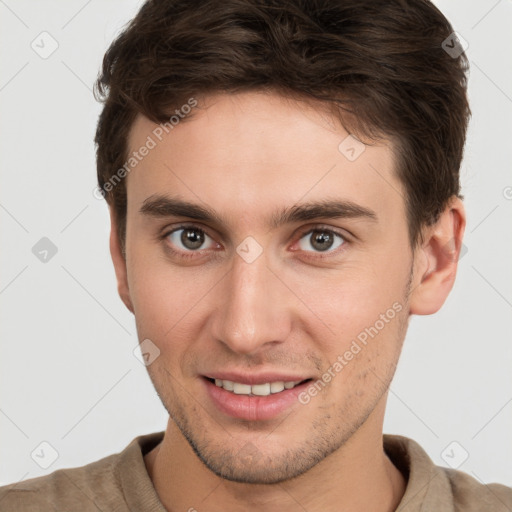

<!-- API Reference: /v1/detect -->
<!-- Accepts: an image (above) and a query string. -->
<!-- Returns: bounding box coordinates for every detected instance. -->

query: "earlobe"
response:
[109,209,134,314]
[409,197,466,315]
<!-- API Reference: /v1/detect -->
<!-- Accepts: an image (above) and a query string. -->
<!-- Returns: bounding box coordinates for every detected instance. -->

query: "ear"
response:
[109,208,134,314]
[409,197,466,315]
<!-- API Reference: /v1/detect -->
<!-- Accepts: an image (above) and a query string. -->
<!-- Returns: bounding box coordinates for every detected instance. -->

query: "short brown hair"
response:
[94,0,470,251]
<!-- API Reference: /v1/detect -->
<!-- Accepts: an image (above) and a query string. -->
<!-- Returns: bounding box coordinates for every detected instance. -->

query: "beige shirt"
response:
[1,431,510,511]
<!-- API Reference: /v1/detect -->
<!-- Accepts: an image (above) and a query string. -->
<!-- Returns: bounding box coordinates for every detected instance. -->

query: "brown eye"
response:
[298,229,344,253]
[167,227,214,251]
[181,228,204,249]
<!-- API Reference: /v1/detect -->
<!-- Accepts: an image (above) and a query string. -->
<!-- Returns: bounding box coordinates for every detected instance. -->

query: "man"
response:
[1,0,510,510]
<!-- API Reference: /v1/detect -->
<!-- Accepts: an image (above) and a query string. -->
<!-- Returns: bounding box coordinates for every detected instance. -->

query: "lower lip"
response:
[202,377,311,421]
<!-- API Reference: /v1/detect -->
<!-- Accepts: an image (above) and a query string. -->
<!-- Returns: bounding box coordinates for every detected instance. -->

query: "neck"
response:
[145,408,406,511]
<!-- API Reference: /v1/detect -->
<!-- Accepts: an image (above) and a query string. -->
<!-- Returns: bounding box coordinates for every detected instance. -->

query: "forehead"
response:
[125,91,403,227]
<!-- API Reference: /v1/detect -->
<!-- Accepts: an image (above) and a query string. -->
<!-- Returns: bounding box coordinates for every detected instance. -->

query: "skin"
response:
[109,90,466,512]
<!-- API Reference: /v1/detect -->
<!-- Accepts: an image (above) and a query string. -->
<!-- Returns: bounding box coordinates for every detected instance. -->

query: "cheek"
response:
[281,257,409,351]
[126,249,219,347]
[282,259,409,404]
[302,303,407,416]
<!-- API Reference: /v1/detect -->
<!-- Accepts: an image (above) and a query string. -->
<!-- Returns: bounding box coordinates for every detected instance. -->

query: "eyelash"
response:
[160,224,217,261]
[159,223,349,261]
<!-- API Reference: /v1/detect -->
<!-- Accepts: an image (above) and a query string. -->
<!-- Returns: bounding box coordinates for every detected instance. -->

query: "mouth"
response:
[201,376,314,421]
[204,377,313,396]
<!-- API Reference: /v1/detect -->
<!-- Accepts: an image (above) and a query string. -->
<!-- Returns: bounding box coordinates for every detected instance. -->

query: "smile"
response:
[209,378,310,396]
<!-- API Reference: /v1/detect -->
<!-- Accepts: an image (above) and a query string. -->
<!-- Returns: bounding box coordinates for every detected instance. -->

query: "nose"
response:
[210,249,293,355]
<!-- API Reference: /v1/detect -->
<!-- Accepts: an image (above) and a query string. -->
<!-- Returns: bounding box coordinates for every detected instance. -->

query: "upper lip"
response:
[203,371,312,386]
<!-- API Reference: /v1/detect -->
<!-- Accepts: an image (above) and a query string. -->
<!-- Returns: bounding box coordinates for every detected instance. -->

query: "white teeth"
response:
[233,382,252,394]
[213,379,303,396]
[251,383,271,396]
[270,381,285,393]
[223,380,234,391]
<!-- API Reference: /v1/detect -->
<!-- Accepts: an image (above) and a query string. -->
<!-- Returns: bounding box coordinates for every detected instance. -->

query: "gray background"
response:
[1,0,511,487]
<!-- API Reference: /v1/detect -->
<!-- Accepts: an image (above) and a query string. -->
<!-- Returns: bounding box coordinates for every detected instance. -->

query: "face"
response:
[118,91,415,484]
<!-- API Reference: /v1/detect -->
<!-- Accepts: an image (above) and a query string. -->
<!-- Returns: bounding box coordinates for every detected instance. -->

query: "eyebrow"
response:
[139,194,377,228]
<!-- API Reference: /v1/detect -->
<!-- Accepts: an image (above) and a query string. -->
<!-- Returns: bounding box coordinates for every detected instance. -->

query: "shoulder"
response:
[442,466,512,511]
[0,431,165,512]
[384,434,512,511]
[0,451,124,511]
